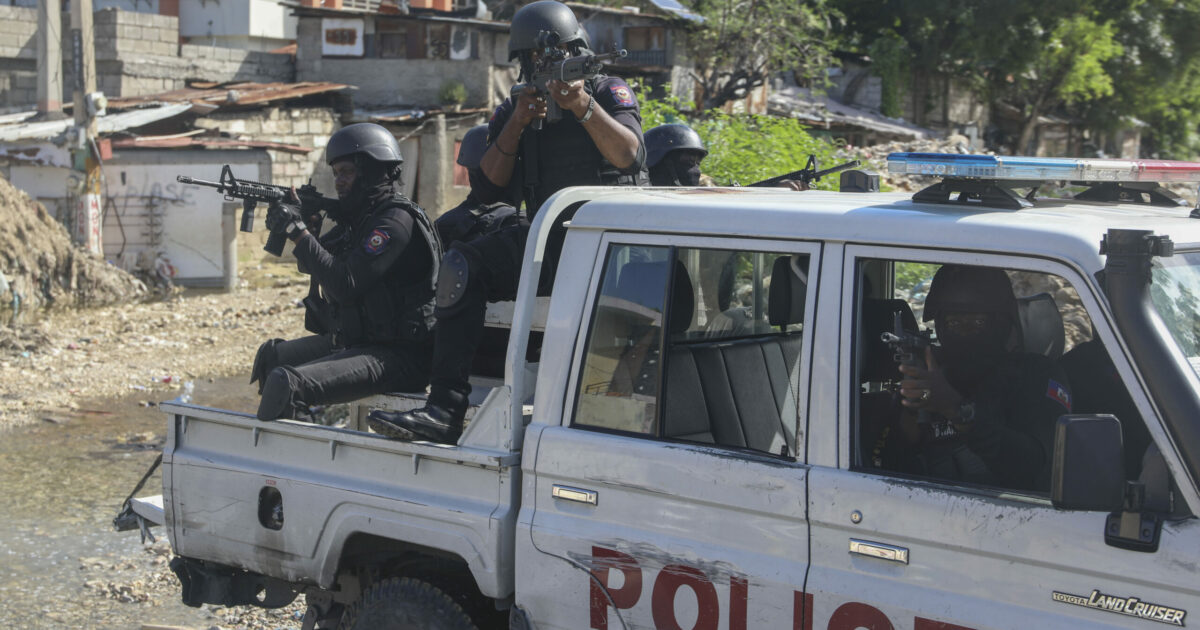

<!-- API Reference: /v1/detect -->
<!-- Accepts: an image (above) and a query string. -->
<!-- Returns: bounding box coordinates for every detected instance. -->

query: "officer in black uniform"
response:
[368,0,646,443]
[434,124,520,247]
[889,265,1072,491]
[646,123,708,186]
[252,123,441,421]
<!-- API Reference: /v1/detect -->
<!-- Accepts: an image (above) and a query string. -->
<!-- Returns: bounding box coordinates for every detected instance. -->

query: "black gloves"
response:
[266,202,307,239]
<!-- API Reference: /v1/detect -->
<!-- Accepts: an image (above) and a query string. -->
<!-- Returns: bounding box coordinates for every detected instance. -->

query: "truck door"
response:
[520,235,822,629]
[804,247,1200,629]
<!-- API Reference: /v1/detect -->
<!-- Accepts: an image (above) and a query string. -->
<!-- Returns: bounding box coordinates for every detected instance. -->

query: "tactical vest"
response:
[520,78,643,218]
[314,194,442,347]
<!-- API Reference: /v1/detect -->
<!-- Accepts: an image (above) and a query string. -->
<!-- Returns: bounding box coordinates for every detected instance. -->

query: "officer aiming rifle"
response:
[177,165,338,256]
[510,31,627,131]
[749,154,862,189]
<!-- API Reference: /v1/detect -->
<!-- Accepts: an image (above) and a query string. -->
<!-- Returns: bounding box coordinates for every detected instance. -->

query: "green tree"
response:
[642,95,847,187]
[1006,15,1122,153]
[687,0,839,111]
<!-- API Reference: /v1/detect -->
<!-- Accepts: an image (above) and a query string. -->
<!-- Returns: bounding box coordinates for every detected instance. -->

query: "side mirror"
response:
[1051,414,1126,511]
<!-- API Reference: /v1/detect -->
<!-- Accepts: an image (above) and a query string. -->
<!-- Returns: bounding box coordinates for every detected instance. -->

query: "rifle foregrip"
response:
[264,230,287,257]
[240,204,255,233]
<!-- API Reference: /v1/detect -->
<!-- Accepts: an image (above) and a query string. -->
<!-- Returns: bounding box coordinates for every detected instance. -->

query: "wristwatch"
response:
[958,400,976,424]
[577,96,595,123]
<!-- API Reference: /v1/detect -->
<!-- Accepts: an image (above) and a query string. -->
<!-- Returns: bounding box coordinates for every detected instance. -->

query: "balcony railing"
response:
[624,49,667,67]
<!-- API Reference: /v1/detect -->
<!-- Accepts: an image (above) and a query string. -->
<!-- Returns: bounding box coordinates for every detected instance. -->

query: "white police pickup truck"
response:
[124,153,1200,629]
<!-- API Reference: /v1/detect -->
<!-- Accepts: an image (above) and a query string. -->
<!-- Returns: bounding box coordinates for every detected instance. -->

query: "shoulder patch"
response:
[1046,379,1072,411]
[364,228,391,255]
[610,84,634,106]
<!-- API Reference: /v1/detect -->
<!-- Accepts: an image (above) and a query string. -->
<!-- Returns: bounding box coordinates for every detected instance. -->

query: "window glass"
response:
[854,258,1153,493]
[573,243,809,458]
[574,245,671,434]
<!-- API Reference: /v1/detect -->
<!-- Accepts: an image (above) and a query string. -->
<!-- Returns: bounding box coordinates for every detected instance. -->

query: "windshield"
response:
[1151,251,1200,377]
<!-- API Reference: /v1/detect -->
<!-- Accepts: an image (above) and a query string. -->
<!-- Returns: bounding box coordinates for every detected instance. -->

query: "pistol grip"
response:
[546,100,561,124]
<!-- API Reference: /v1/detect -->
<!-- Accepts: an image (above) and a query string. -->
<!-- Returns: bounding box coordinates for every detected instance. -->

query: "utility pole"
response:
[70,0,103,255]
[36,0,65,119]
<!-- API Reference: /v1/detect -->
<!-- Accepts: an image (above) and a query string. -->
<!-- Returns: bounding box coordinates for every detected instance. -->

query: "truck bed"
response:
[158,400,520,599]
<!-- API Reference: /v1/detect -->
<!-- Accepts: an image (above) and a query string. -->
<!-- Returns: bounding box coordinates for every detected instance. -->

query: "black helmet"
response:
[645,124,708,167]
[457,125,490,169]
[326,123,404,166]
[922,265,1017,323]
[508,1,589,61]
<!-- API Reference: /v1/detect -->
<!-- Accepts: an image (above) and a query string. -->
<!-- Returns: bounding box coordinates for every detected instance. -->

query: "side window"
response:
[853,258,1155,493]
[573,243,810,458]
[574,244,672,434]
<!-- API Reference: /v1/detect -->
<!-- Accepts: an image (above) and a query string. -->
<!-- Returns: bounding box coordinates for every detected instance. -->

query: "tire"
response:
[338,576,480,630]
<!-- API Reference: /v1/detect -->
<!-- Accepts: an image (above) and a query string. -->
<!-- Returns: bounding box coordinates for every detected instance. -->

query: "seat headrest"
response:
[612,259,694,335]
[859,298,919,384]
[669,260,694,334]
[768,255,807,327]
[1017,292,1065,360]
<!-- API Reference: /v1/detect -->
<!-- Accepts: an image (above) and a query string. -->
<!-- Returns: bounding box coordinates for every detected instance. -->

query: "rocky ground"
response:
[0,280,308,431]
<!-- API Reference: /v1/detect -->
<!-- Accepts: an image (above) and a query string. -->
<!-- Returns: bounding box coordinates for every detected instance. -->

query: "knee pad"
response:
[435,245,482,318]
[250,338,286,394]
[257,367,299,421]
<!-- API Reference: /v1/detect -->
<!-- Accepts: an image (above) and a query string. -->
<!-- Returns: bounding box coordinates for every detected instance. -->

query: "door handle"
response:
[849,538,909,564]
[552,484,598,506]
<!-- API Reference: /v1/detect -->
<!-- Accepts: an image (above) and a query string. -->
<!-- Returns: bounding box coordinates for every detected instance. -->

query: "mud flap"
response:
[170,556,299,609]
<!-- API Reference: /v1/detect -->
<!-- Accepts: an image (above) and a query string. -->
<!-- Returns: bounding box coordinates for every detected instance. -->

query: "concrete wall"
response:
[180,0,297,51]
[0,6,294,108]
[194,107,340,193]
[93,8,294,98]
[296,15,508,108]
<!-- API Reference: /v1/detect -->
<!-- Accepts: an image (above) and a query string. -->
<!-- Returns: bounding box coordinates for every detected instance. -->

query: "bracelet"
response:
[494,141,518,157]
[577,96,596,123]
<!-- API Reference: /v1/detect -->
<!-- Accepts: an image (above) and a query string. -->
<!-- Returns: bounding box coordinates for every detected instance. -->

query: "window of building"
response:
[572,243,810,458]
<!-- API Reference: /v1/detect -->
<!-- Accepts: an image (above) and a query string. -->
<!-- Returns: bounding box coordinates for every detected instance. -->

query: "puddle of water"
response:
[0,376,278,629]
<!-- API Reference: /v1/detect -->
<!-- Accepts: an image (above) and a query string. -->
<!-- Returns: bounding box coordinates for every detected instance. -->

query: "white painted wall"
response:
[180,0,295,50]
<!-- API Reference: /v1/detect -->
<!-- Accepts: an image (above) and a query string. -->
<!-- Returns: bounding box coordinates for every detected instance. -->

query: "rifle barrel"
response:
[177,175,224,188]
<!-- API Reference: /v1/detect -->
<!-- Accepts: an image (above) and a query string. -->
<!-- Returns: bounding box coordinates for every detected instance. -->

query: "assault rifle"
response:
[178,165,339,257]
[512,31,627,131]
[749,154,862,188]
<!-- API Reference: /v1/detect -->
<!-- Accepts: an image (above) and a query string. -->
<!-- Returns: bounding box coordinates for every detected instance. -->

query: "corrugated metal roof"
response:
[110,135,312,154]
[0,103,194,142]
[768,87,932,141]
[644,0,704,22]
[106,82,351,112]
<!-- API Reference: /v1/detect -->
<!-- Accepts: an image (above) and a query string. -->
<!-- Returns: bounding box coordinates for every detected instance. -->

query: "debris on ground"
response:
[0,173,146,322]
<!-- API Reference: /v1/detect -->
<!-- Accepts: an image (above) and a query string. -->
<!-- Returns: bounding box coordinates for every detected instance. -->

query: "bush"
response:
[439,80,467,105]
[641,94,849,190]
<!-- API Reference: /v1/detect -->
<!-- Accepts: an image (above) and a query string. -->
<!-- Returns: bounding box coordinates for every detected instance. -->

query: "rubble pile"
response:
[0,173,145,320]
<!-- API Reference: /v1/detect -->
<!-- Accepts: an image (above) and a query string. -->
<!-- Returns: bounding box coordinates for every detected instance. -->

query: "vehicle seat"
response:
[1017,293,1065,360]
[663,255,803,456]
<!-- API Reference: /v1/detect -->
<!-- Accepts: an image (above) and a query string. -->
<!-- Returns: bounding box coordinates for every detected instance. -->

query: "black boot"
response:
[368,403,465,444]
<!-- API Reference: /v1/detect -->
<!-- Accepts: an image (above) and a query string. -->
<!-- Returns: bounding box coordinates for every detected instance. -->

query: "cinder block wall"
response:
[195,106,340,191]
[0,7,295,107]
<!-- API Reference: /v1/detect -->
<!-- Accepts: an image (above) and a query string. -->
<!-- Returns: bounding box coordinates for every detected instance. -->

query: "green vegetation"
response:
[641,96,848,190]
[439,80,467,106]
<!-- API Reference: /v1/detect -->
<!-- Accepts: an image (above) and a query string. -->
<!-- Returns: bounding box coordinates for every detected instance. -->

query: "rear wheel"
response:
[337,576,479,630]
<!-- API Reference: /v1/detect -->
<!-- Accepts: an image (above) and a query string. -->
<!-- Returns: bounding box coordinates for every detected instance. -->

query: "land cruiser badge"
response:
[1053,590,1186,626]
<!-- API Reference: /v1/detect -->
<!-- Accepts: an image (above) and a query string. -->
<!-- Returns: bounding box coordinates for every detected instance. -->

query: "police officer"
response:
[368,0,646,443]
[433,125,520,247]
[252,123,441,421]
[646,123,708,186]
[892,265,1071,491]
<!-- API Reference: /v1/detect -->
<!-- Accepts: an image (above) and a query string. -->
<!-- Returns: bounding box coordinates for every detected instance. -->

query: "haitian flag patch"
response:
[364,228,390,255]
[1046,379,1072,411]
[610,84,634,106]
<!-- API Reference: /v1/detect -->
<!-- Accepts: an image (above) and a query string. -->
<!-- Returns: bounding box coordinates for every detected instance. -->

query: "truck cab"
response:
[128,154,1200,629]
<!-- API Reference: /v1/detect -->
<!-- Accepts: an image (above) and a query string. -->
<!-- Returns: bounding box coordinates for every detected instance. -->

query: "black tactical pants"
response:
[429,223,531,410]
[255,334,432,421]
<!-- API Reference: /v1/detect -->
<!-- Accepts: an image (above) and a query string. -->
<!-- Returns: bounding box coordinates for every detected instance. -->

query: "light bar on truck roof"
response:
[887,152,1200,182]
